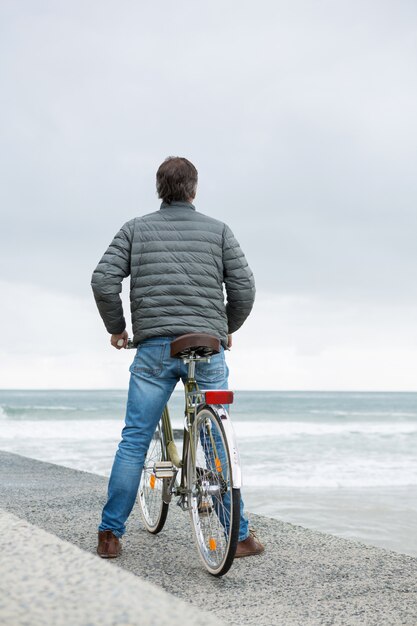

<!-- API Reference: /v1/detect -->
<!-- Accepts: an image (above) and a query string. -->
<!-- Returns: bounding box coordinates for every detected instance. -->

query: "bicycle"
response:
[125,332,242,576]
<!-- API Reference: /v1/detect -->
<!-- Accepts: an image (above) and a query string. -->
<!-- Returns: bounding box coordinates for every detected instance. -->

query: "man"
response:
[92,156,264,559]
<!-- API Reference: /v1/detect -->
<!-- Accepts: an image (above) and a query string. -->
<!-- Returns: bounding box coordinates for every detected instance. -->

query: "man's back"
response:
[91,200,255,347]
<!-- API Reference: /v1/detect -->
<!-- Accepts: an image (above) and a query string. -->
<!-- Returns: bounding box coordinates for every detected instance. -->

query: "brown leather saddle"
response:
[170,333,221,359]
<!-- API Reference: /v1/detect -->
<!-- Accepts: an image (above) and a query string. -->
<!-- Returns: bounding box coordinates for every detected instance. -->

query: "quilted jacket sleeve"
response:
[91,222,132,334]
[222,224,255,334]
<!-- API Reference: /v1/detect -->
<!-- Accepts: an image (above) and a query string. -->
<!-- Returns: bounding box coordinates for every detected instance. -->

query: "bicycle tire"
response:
[138,421,169,534]
[187,405,240,576]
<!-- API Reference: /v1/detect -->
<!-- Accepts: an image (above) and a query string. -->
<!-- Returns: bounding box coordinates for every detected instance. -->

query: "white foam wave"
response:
[233,420,417,438]
[1,416,416,439]
[242,460,417,488]
[309,409,417,418]
[0,419,122,440]
[242,474,417,488]
[9,405,78,411]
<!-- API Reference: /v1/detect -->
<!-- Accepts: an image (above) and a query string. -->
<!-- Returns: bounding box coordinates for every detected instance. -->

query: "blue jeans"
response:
[100,336,249,541]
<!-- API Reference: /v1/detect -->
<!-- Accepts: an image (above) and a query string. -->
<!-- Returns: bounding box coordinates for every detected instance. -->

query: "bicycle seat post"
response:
[186,355,196,381]
[184,353,211,382]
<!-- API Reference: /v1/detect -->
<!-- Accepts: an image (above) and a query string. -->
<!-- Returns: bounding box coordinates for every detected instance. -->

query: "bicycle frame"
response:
[160,357,242,510]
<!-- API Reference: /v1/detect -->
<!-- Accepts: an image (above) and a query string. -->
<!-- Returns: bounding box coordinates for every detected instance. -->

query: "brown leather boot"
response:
[235,529,265,558]
[97,530,121,558]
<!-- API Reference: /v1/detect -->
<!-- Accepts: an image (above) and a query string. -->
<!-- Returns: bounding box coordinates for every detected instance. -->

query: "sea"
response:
[1,389,416,557]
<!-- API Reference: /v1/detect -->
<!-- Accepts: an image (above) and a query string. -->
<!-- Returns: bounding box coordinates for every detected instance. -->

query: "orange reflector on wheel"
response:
[205,390,234,404]
[150,474,156,489]
[209,538,217,551]
[215,457,222,473]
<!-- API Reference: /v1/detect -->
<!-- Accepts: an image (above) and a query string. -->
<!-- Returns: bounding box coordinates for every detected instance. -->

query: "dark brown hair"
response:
[156,157,198,204]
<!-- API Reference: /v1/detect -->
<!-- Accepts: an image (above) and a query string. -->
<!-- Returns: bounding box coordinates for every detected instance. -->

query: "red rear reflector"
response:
[205,390,234,404]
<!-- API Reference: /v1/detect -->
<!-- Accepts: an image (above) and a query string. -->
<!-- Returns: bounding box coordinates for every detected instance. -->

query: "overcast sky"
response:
[1,0,416,390]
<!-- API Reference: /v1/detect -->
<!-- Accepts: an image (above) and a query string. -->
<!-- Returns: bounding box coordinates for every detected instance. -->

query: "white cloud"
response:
[1,282,415,390]
[227,294,417,391]
[0,280,132,389]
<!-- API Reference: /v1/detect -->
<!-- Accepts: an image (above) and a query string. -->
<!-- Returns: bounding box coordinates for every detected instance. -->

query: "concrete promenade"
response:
[1,450,417,625]
[0,509,224,626]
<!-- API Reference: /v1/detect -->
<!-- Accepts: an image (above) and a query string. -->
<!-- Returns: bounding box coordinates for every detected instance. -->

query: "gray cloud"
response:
[1,0,416,305]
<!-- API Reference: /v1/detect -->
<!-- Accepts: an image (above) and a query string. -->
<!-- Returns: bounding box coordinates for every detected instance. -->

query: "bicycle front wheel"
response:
[187,406,240,576]
[138,421,169,534]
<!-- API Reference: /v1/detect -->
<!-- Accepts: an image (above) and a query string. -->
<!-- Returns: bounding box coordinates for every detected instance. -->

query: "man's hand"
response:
[227,334,233,349]
[111,330,128,350]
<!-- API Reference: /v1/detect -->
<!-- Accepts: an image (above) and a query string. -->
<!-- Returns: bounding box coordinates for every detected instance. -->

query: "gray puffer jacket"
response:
[91,201,255,347]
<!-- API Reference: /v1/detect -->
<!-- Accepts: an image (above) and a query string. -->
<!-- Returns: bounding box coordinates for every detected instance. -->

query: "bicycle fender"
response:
[214,405,242,489]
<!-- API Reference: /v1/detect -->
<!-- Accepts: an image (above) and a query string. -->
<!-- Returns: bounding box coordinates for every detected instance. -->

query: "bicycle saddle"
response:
[170,333,221,358]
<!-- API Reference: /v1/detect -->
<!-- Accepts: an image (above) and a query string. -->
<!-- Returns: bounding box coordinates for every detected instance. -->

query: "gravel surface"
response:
[1,450,416,625]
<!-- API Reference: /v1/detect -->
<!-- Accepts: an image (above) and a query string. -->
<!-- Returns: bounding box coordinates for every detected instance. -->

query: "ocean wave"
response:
[308,409,417,418]
[0,405,114,420]
[0,419,122,440]
[233,420,417,438]
[2,404,78,413]
[243,462,417,488]
[1,413,416,437]
[243,475,417,488]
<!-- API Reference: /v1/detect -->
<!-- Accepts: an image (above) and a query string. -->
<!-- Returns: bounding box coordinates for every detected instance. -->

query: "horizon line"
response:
[1,388,417,394]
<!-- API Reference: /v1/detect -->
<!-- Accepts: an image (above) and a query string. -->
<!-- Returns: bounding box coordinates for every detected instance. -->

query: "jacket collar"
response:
[160,201,195,210]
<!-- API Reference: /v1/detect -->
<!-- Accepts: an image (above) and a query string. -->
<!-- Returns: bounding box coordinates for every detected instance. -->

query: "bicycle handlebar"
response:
[116,338,135,349]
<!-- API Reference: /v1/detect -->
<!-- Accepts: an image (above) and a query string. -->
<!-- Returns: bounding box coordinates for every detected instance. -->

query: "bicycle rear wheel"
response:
[138,421,169,534]
[187,406,240,576]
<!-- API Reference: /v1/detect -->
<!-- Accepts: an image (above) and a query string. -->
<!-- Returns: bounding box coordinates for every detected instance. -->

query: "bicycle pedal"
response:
[153,461,175,479]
